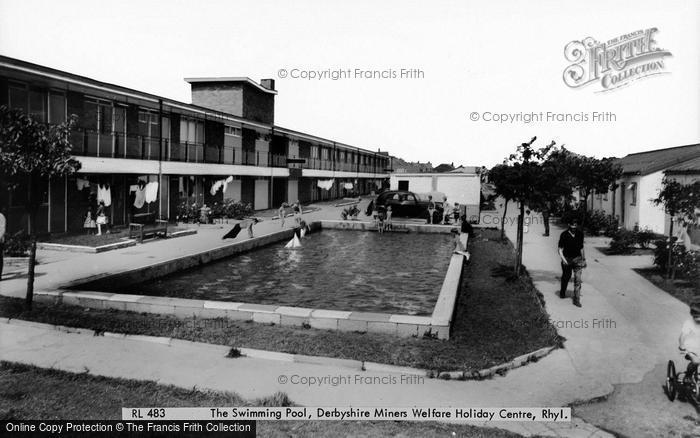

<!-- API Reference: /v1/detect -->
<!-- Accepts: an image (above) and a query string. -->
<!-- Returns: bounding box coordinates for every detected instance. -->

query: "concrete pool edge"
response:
[49,221,466,340]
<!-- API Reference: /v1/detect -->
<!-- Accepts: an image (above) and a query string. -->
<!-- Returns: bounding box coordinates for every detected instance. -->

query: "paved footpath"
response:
[1,201,695,436]
[493,207,699,437]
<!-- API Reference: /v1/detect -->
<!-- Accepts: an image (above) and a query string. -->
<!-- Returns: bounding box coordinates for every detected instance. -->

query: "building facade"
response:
[389,167,482,221]
[0,56,391,235]
[588,144,700,247]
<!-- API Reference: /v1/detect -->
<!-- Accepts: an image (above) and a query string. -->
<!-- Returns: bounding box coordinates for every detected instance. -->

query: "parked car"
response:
[373,190,445,223]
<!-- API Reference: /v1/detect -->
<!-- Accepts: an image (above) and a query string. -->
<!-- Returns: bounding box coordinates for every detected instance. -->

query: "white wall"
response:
[638,171,666,233]
[223,179,241,201]
[254,178,269,210]
[390,174,481,207]
[287,179,298,204]
[391,175,433,193]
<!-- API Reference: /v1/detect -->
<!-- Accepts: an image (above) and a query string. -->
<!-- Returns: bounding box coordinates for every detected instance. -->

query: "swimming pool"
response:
[98,229,454,315]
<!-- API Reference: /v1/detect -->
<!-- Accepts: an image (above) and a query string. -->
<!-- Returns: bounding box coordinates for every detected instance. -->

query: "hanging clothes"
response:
[102,184,112,207]
[76,178,90,191]
[96,185,104,205]
[96,184,112,207]
[145,181,159,203]
[317,179,335,190]
[133,186,146,209]
[210,179,226,196]
[343,182,353,190]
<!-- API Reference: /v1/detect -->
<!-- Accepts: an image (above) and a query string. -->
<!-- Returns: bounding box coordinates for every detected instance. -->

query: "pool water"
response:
[122,230,455,315]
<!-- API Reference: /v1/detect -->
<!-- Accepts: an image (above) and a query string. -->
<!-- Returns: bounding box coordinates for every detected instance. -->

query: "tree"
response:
[652,177,700,278]
[0,106,81,309]
[488,164,518,239]
[491,137,559,276]
[550,150,622,220]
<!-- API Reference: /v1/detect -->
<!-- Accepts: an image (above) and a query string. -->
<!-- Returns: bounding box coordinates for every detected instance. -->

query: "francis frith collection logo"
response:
[563,28,672,92]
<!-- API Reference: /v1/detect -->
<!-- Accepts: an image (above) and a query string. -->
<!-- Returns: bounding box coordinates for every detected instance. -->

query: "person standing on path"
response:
[427,195,436,224]
[542,202,551,236]
[442,196,451,224]
[293,200,302,226]
[558,218,586,307]
[278,202,288,228]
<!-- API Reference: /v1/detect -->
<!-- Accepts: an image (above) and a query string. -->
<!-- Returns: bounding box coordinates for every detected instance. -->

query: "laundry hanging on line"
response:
[97,184,112,207]
[145,181,159,203]
[130,181,148,209]
[76,178,90,191]
[317,179,335,190]
[343,182,353,190]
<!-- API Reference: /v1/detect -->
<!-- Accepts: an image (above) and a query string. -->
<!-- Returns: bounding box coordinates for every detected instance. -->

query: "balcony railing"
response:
[69,128,386,173]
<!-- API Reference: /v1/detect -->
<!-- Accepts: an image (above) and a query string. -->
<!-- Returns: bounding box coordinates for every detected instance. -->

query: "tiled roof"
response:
[618,143,700,175]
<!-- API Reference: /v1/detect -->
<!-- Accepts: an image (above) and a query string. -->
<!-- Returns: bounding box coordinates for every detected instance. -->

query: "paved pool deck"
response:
[1,201,693,436]
[0,200,369,297]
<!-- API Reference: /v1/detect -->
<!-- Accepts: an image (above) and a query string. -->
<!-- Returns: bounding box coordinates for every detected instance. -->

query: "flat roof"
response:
[184,76,277,95]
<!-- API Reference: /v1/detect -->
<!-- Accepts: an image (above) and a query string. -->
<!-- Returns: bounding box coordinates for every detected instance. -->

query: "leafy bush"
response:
[559,207,617,236]
[583,210,612,236]
[177,200,253,223]
[223,200,253,219]
[653,239,669,270]
[176,202,200,223]
[608,229,637,254]
[675,249,700,280]
[635,229,657,249]
[3,230,30,257]
[654,239,700,279]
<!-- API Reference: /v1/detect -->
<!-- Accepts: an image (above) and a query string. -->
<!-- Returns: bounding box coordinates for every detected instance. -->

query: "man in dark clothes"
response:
[558,218,586,307]
[460,215,474,238]
[541,202,551,236]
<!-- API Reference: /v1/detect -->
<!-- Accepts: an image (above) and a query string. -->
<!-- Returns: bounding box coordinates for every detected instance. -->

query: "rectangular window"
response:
[224,125,241,137]
[311,145,319,159]
[113,106,127,134]
[187,120,196,142]
[83,100,99,130]
[9,85,28,112]
[98,103,112,134]
[628,182,637,205]
[161,117,170,140]
[29,89,46,122]
[48,92,66,124]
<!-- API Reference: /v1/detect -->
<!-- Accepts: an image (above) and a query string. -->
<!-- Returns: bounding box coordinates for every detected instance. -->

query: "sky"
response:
[0,0,698,167]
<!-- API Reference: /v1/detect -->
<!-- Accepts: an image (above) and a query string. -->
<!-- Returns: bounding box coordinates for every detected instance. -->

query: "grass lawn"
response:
[634,267,699,306]
[0,361,525,437]
[0,229,561,373]
[39,226,190,247]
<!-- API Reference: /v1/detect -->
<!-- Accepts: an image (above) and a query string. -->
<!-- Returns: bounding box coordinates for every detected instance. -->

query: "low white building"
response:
[589,144,700,247]
[389,166,482,221]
